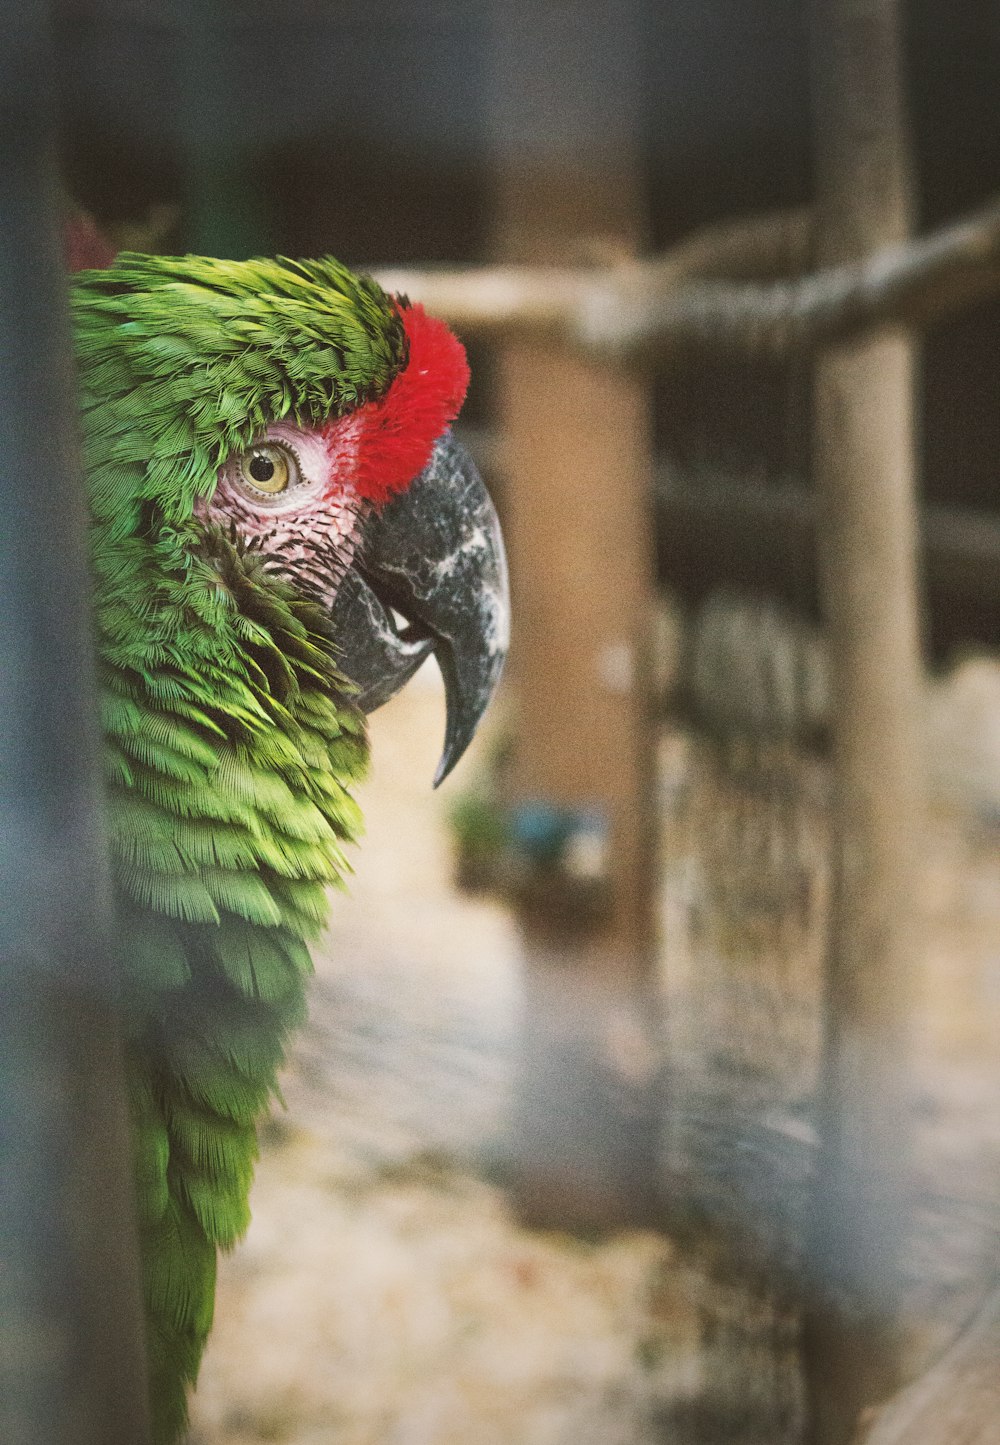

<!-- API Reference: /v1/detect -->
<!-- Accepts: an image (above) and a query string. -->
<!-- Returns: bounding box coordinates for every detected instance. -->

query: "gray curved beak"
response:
[329,431,509,786]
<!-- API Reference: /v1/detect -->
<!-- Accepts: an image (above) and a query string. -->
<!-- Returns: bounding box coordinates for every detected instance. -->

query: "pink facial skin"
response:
[206,417,368,608]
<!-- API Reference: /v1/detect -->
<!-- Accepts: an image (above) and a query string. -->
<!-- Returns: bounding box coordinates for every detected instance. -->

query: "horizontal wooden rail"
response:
[374,192,1000,363]
[654,471,1000,623]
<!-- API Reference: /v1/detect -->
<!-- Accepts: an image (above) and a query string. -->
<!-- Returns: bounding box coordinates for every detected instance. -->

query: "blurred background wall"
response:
[55,0,1000,597]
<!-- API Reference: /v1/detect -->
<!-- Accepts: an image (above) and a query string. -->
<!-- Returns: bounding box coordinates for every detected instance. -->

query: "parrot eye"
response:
[237,443,300,496]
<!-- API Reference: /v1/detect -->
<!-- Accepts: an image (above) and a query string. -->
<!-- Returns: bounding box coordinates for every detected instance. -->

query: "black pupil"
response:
[248,451,276,483]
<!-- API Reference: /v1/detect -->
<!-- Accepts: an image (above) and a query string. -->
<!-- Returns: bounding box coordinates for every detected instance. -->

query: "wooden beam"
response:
[487,0,660,1228]
[652,471,1000,653]
[374,191,1000,362]
[802,1,924,1440]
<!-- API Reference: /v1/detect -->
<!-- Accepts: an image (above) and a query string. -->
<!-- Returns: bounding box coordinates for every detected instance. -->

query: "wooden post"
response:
[487,0,660,1227]
[803,0,923,1439]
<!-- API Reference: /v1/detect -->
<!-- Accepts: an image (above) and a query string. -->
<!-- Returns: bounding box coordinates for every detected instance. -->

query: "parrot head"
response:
[73,253,508,782]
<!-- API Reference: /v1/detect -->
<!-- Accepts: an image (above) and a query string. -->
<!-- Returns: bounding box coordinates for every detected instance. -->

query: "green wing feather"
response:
[72,255,404,1443]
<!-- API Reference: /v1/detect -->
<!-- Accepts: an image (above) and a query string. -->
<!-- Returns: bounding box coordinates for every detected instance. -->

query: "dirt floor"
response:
[188,669,701,1445]
[187,658,1000,1445]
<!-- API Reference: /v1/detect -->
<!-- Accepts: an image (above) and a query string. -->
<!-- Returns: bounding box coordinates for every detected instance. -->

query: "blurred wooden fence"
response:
[376,1,1000,1442]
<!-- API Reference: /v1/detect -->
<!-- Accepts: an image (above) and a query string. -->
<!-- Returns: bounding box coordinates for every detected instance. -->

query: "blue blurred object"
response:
[510,802,609,878]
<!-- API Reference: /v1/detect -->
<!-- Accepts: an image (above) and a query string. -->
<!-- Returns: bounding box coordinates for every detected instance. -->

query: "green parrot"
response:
[71,252,508,1442]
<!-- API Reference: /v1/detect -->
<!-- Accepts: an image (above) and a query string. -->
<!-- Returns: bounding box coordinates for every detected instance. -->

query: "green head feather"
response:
[72,251,405,516]
[72,253,404,670]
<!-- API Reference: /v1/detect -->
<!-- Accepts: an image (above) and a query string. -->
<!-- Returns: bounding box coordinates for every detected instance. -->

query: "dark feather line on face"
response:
[259,529,353,602]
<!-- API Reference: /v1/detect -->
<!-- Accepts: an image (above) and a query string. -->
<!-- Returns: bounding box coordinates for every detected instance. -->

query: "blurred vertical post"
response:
[804,0,922,1440]
[487,0,660,1227]
[0,4,151,1442]
[172,0,270,259]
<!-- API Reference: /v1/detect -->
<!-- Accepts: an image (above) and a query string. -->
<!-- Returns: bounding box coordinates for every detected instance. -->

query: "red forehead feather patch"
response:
[337,300,471,507]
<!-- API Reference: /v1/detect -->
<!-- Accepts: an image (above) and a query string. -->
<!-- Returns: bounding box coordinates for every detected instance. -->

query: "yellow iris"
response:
[239,444,293,495]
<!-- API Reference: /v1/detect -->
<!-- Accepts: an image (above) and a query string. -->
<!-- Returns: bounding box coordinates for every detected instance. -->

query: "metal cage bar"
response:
[0,4,151,1441]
